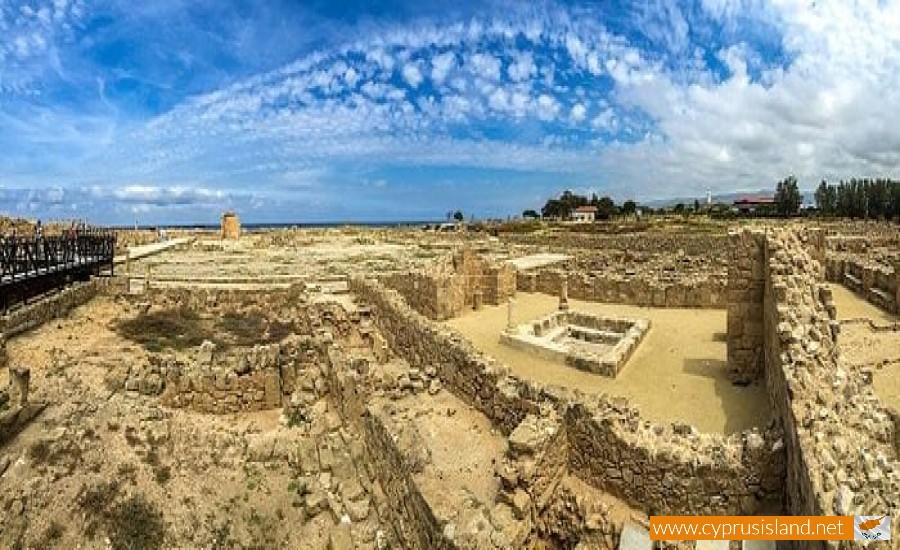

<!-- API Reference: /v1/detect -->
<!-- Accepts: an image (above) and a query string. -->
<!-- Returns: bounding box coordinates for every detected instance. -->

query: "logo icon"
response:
[854,516,891,541]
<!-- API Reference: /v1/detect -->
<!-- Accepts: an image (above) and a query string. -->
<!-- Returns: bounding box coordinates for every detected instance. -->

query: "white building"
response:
[572,205,598,223]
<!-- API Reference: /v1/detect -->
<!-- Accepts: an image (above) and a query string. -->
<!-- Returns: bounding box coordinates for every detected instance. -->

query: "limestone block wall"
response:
[144,284,308,315]
[825,255,899,314]
[566,400,784,515]
[0,279,102,337]
[352,277,558,434]
[726,230,766,383]
[320,346,456,549]
[114,340,318,414]
[381,249,517,321]
[360,410,452,550]
[762,230,899,548]
[500,232,730,259]
[518,270,726,308]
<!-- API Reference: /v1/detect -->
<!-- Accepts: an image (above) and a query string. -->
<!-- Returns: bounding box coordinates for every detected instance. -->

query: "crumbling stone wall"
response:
[352,277,555,434]
[826,255,899,314]
[360,410,451,549]
[108,340,317,414]
[760,229,899,548]
[381,249,516,320]
[144,284,308,315]
[727,230,766,383]
[518,270,726,308]
[0,279,102,337]
[566,399,784,515]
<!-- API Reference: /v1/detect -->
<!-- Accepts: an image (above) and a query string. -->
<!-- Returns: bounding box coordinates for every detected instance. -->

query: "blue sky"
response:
[1,0,899,224]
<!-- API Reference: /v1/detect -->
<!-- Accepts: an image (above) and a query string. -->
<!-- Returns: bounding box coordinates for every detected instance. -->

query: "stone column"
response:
[125,250,131,277]
[506,298,516,331]
[473,289,483,311]
[373,333,389,364]
[9,367,30,406]
[558,277,570,311]
[894,261,900,315]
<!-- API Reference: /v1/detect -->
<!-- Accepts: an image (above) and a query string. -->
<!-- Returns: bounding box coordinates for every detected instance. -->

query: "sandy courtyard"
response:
[446,293,769,435]
[829,284,900,412]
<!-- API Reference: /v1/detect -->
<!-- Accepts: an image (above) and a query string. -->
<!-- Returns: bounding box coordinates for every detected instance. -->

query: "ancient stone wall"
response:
[360,410,452,549]
[761,229,899,548]
[381,249,516,321]
[566,400,784,515]
[826,255,899,314]
[726,230,766,383]
[144,284,308,314]
[518,270,726,308]
[108,338,320,414]
[0,279,102,337]
[500,232,730,258]
[352,277,557,434]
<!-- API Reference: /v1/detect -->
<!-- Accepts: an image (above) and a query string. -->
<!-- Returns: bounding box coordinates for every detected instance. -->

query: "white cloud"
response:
[431,51,456,84]
[536,94,560,121]
[402,62,423,87]
[468,52,501,80]
[507,51,536,81]
[570,103,587,122]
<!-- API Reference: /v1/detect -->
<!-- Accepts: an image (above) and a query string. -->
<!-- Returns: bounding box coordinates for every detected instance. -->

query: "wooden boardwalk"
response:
[0,232,116,313]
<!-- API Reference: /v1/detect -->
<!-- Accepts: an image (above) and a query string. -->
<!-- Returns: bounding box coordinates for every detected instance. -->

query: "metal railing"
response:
[1,230,116,312]
[1,231,115,281]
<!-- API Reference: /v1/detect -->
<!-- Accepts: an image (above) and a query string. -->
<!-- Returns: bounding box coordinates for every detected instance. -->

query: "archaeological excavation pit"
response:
[500,310,650,377]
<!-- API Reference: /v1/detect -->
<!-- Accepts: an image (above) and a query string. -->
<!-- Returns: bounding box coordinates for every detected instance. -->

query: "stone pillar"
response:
[372,333,389,364]
[895,261,900,315]
[9,367,30,406]
[473,289,483,311]
[726,230,765,384]
[506,298,516,331]
[558,277,570,311]
[124,251,131,277]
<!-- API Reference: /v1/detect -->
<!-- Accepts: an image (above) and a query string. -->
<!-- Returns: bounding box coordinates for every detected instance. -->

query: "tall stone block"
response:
[726,230,766,384]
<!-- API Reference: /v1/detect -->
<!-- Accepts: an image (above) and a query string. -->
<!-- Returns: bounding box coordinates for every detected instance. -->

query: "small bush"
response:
[106,494,165,550]
[36,520,64,547]
[115,308,215,352]
[77,480,120,513]
[27,439,52,464]
[153,465,171,485]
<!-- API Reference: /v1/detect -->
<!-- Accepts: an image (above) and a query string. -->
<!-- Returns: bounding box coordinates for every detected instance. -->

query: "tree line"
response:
[534,190,636,220]
[814,178,900,220]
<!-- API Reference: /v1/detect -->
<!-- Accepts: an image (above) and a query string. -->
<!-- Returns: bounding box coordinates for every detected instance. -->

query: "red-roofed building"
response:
[733,195,775,214]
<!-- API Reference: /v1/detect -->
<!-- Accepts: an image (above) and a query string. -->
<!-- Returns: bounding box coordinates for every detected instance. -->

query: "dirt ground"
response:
[829,284,900,412]
[446,293,769,435]
[0,297,381,549]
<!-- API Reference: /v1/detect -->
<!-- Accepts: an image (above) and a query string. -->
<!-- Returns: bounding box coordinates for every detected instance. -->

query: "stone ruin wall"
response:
[825,254,899,314]
[727,230,767,383]
[116,286,357,414]
[0,279,104,337]
[109,338,320,414]
[380,248,516,321]
[566,399,784,516]
[499,232,730,259]
[142,284,308,315]
[731,228,899,548]
[517,269,727,308]
[350,276,787,519]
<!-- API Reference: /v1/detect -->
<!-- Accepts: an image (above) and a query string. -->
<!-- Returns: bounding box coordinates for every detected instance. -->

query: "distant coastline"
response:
[105,220,446,231]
